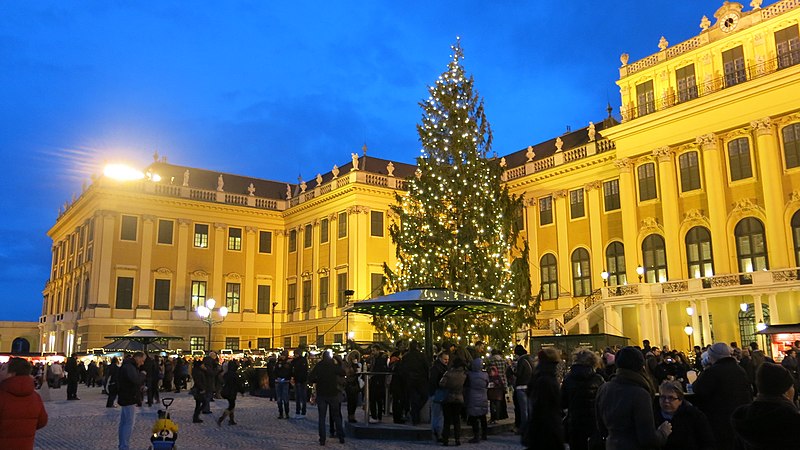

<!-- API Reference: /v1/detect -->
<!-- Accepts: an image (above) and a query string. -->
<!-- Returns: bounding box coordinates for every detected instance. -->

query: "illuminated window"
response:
[636,80,655,117]
[735,218,768,272]
[685,227,714,278]
[319,277,329,309]
[637,163,657,201]
[570,189,585,219]
[194,224,209,248]
[728,138,753,181]
[191,281,207,310]
[642,235,668,282]
[226,283,240,313]
[338,212,348,238]
[571,248,591,296]
[605,242,627,286]
[228,227,242,251]
[540,254,558,300]
[539,196,553,226]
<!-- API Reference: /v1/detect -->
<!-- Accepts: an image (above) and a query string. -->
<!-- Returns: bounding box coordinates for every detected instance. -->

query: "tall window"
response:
[337,273,348,307]
[775,24,800,69]
[792,210,800,267]
[338,212,348,238]
[226,282,240,313]
[782,123,800,169]
[120,216,138,241]
[319,276,329,309]
[287,283,297,312]
[191,281,207,310]
[722,46,747,88]
[637,163,657,201]
[370,273,385,298]
[570,189,585,219]
[153,279,171,310]
[257,338,271,349]
[371,211,384,237]
[605,242,627,286]
[679,151,701,192]
[225,337,240,351]
[636,80,655,117]
[304,224,313,248]
[603,179,620,211]
[289,229,297,252]
[685,227,714,278]
[194,224,209,248]
[514,203,525,231]
[739,305,771,349]
[571,248,592,297]
[302,279,312,311]
[539,196,553,226]
[320,218,329,244]
[115,276,134,309]
[157,219,173,245]
[728,138,753,181]
[259,231,272,254]
[190,337,205,352]
[82,278,90,310]
[735,218,769,272]
[284,337,292,349]
[676,64,698,102]
[228,227,242,251]
[540,254,558,300]
[642,234,668,282]
[257,285,271,314]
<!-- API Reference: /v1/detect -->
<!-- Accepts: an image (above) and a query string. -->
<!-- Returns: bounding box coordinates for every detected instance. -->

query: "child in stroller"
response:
[150,397,178,450]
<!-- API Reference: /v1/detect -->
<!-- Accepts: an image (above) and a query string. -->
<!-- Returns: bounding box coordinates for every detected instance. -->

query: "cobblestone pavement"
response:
[35,386,524,449]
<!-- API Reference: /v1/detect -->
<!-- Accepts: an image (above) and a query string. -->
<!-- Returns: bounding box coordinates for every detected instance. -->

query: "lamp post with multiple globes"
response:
[196,298,228,352]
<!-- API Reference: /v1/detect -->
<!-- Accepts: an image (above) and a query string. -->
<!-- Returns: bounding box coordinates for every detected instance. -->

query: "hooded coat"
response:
[731,395,800,449]
[0,375,48,450]
[465,358,489,416]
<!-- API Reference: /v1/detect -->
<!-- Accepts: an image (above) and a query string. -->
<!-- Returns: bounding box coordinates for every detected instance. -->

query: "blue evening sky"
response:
[0,1,741,320]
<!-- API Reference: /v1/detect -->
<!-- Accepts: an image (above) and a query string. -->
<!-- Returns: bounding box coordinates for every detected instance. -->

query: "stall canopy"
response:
[344,288,515,358]
[103,326,183,353]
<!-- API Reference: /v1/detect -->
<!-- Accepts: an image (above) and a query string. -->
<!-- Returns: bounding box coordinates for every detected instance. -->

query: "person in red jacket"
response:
[0,357,48,450]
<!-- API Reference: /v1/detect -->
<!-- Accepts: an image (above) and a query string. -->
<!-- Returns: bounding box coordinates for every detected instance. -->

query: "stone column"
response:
[243,226,257,315]
[697,134,731,274]
[136,215,156,317]
[752,118,790,268]
[768,293,779,324]
[173,219,190,315]
[553,190,571,296]
[638,303,655,343]
[753,294,765,326]
[689,300,701,348]
[654,147,681,278]
[585,181,604,287]
[699,298,712,347]
[615,158,640,283]
[213,223,226,302]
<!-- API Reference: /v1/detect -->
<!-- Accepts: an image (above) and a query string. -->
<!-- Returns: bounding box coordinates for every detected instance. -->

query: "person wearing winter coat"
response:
[596,346,672,450]
[117,352,146,450]
[654,380,715,450]
[105,357,120,408]
[273,354,293,419]
[308,350,346,445]
[485,349,509,422]
[561,349,605,450]
[190,359,211,423]
[65,353,80,400]
[692,342,753,450]
[343,350,362,423]
[732,362,800,449]
[217,359,243,426]
[291,349,309,416]
[465,357,489,443]
[429,351,450,441]
[402,340,430,426]
[439,354,468,446]
[524,348,564,450]
[0,358,48,450]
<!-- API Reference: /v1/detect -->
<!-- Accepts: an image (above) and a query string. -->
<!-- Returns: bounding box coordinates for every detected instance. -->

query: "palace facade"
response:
[41,0,800,355]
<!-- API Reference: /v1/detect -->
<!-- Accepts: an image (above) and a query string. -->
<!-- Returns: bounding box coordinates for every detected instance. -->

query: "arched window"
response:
[792,210,800,266]
[685,226,714,278]
[735,218,769,272]
[540,254,558,300]
[571,248,592,297]
[11,337,30,354]
[605,242,627,286]
[782,123,800,169]
[642,234,668,283]
[738,304,770,349]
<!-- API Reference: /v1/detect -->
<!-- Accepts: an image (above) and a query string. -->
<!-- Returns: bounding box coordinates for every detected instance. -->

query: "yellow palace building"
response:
[41,0,800,354]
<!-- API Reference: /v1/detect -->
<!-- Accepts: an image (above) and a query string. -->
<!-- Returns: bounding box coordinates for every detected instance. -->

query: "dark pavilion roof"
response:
[502,116,619,169]
[144,153,418,200]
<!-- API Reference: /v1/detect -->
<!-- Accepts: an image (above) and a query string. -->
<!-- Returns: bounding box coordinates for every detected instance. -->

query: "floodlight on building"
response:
[103,163,144,181]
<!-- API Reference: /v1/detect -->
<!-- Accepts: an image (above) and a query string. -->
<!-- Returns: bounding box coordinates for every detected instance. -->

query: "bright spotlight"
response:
[103,163,144,181]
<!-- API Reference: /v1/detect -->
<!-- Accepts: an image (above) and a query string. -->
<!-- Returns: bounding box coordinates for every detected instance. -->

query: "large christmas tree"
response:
[376,39,536,348]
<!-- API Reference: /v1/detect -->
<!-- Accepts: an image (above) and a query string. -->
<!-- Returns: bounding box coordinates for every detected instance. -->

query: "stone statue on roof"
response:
[526,146,535,162]
[316,173,323,185]
[588,122,596,141]
[351,153,359,171]
[386,161,395,177]
[332,165,339,179]
[217,174,224,191]
[555,137,564,152]
[248,183,255,196]
[286,183,292,200]
[183,170,190,187]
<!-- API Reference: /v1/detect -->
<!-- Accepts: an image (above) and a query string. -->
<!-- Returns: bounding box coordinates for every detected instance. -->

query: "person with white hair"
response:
[692,342,753,450]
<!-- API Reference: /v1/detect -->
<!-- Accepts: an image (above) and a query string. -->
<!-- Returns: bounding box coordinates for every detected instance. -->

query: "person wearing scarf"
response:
[596,346,671,450]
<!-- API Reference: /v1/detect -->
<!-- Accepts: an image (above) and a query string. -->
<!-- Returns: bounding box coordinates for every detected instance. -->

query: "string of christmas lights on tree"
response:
[375,38,538,348]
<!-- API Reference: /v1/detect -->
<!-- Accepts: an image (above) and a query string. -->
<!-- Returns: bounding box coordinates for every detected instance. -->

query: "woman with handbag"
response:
[439,354,467,446]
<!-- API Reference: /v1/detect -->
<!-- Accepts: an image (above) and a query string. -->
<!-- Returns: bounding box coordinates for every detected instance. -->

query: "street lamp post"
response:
[636,265,645,283]
[196,298,228,352]
[271,301,278,349]
[600,270,609,287]
[344,289,354,349]
[684,323,694,351]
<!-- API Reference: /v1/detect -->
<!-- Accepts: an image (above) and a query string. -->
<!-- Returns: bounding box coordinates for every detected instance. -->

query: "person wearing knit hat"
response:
[732,363,800,448]
[692,342,753,449]
[596,347,671,448]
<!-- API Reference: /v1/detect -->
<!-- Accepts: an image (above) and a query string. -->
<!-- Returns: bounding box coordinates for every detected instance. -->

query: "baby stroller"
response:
[149,397,179,450]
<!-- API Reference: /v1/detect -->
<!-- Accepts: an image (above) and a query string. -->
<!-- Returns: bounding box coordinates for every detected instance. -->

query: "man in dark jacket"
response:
[309,350,346,445]
[402,340,430,425]
[429,351,449,441]
[732,362,800,449]
[291,349,309,416]
[692,342,753,450]
[561,349,604,450]
[512,345,535,434]
[117,352,145,450]
[596,346,671,449]
[65,353,80,400]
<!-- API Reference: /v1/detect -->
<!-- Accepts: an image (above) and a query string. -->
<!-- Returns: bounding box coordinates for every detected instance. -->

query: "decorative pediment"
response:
[729,198,764,223]
[190,270,209,280]
[153,267,173,276]
[318,267,330,276]
[225,272,243,280]
[640,217,663,234]
[301,270,313,280]
[682,209,709,227]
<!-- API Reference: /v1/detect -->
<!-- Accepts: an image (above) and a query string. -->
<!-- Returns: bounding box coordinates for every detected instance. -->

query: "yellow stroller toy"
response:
[150,397,179,450]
